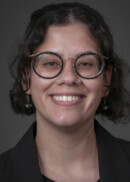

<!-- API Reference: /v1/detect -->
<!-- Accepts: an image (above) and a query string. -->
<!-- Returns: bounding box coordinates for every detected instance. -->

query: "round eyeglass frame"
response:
[30,51,108,79]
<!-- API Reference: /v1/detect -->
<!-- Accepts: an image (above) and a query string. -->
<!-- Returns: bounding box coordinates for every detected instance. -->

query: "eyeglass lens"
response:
[32,52,104,79]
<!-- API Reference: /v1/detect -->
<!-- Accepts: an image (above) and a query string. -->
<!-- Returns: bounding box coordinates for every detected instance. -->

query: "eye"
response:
[78,61,93,67]
[43,61,59,66]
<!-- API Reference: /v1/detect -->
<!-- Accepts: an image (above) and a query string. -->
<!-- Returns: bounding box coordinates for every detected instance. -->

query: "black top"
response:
[42,174,100,182]
[42,174,55,182]
[0,121,130,182]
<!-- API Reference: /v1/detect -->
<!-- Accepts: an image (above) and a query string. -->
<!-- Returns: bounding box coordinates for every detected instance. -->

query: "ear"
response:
[22,81,31,94]
[26,88,31,95]
[22,69,31,94]
[102,66,112,97]
[22,79,31,95]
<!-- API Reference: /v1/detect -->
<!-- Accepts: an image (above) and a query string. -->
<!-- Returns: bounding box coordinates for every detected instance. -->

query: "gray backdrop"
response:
[0,0,130,154]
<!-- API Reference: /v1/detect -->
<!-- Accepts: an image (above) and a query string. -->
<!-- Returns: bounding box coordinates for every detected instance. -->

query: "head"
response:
[10,2,130,123]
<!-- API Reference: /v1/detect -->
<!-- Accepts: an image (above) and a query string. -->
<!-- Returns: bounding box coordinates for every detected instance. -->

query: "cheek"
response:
[83,78,104,96]
[28,73,54,103]
[85,78,104,111]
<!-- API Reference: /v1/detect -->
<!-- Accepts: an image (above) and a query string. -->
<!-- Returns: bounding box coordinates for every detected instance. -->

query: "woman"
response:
[0,2,130,182]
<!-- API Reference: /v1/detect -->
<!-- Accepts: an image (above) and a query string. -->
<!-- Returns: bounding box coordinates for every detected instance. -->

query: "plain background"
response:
[0,0,130,154]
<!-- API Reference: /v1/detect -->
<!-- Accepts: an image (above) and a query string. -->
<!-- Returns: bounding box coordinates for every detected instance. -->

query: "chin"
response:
[50,115,86,129]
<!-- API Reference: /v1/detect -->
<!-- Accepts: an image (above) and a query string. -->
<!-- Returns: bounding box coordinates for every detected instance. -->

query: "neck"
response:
[35,117,99,181]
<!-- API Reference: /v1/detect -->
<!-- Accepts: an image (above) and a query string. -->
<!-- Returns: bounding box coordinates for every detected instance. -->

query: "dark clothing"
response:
[42,174,100,182]
[42,175,55,182]
[0,121,130,182]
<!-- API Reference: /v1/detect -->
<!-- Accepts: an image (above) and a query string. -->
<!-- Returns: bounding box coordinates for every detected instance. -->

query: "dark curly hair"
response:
[9,2,130,122]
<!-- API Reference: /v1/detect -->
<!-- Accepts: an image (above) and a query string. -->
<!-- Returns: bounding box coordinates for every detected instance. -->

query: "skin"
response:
[27,23,112,182]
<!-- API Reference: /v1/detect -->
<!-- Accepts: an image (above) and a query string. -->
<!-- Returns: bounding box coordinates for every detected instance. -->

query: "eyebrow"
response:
[30,50,99,58]
[75,51,98,57]
[45,50,98,57]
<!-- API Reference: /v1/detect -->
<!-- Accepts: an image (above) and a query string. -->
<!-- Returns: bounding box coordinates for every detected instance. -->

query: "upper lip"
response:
[50,93,86,97]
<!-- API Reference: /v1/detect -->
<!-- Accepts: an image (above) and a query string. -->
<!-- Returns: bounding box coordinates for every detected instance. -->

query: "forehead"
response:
[35,23,101,55]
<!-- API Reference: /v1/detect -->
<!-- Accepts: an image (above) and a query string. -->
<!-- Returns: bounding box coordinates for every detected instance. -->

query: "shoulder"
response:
[0,122,36,168]
[96,121,130,180]
[0,148,13,181]
[96,120,130,159]
[117,138,130,161]
[0,122,39,181]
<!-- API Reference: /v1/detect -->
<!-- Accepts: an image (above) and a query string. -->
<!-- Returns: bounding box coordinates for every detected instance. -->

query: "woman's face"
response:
[27,24,111,128]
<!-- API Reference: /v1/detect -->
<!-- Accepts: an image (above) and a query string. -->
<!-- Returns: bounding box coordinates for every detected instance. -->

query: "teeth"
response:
[53,96,80,102]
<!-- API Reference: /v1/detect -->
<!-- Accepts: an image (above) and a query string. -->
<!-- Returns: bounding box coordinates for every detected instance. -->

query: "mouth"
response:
[53,95,80,102]
[51,94,85,106]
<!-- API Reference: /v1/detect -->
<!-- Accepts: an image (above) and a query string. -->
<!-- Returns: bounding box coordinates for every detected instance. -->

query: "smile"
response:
[53,95,80,102]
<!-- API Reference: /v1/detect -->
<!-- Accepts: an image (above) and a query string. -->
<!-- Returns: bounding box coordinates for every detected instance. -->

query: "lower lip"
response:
[51,96,84,106]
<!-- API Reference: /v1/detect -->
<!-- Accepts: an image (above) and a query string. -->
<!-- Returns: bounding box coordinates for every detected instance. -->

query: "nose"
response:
[56,60,81,86]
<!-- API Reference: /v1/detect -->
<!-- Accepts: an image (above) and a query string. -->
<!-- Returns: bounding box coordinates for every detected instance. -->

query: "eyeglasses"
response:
[30,51,108,79]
